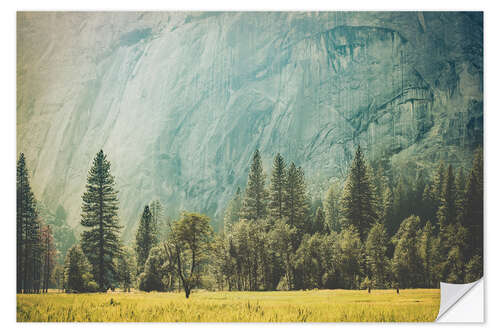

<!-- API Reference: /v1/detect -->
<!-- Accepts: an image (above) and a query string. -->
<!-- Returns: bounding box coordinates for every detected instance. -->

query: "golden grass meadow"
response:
[17,289,440,322]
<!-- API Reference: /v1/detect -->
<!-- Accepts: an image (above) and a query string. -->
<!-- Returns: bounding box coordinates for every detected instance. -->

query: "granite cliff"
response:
[17,12,483,238]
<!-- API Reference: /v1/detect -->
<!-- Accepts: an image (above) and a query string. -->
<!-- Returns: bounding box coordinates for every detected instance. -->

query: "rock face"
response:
[17,12,483,238]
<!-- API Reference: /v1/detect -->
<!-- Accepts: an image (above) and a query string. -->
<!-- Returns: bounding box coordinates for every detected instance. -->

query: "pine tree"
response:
[269,153,287,220]
[455,167,466,225]
[380,185,396,235]
[30,214,43,294]
[223,187,242,233]
[411,170,426,218]
[312,206,327,234]
[463,148,483,258]
[135,205,158,274]
[340,146,378,239]
[422,184,434,225]
[80,150,122,291]
[17,153,42,293]
[150,200,163,240]
[324,182,341,233]
[419,221,438,287]
[429,161,446,222]
[393,175,407,226]
[41,225,56,293]
[283,163,309,236]
[437,165,457,230]
[241,149,268,221]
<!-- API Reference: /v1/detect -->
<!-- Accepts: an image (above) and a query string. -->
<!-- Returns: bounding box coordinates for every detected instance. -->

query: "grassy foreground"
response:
[17,289,440,322]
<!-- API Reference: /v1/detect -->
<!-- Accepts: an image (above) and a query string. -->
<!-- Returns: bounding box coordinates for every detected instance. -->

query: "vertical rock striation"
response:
[17,12,483,238]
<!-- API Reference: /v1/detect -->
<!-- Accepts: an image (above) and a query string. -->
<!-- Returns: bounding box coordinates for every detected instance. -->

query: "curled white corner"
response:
[436,278,484,322]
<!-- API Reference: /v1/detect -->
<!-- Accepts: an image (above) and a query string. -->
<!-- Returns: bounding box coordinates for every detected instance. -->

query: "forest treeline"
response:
[16,146,483,297]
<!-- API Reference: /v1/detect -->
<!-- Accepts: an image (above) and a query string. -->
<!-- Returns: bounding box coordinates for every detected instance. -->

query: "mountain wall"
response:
[17,12,483,238]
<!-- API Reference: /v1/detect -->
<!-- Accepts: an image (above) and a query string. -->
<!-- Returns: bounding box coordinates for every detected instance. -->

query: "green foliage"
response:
[269,219,296,290]
[365,223,389,288]
[51,264,64,290]
[380,185,395,234]
[442,223,469,283]
[63,245,96,293]
[37,203,77,266]
[150,200,164,239]
[465,255,483,283]
[419,222,439,287]
[80,150,123,291]
[40,225,57,292]
[284,162,309,238]
[393,175,408,229]
[116,247,136,291]
[135,205,158,274]
[340,146,378,239]
[312,206,327,234]
[293,233,328,289]
[335,226,363,289]
[391,216,424,288]
[241,149,268,221]
[428,162,446,223]
[324,181,341,233]
[17,153,43,294]
[138,246,170,292]
[463,148,483,258]
[223,187,242,233]
[269,153,287,220]
[437,165,457,230]
[170,212,213,298]
[17,143,483,295]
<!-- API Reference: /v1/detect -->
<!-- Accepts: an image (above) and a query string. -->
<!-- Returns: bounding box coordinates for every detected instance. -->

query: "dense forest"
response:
[16,146,483,297]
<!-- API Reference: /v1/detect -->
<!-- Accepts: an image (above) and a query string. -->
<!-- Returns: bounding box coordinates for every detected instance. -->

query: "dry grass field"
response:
[17,289,440,322]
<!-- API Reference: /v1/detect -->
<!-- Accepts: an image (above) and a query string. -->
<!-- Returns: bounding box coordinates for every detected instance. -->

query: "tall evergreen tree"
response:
[283,163,308,236]
[135,205,158,274]
[393,175,407,226]
[269,153,287,220]
[80,150,122,291]
[340,146,378,239]
[324,182,341,233]
[419,221,439,287]
[463,148,483,258]
[41,224,56,293]
[411,170,427,218]
[312,206,327,234]
[150,200,163,238]
[241,149,268,221]
[380,185,396,235]
[223,187,243,233]
[437,165,457,230]
[17,153,42,293]
[455,167,466,225]
[422,184,435,225]
[429,161,446,222]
